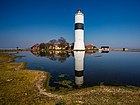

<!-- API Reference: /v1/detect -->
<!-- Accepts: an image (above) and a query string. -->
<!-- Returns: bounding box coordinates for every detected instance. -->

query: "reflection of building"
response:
[74,51,85,86]
[85,50,94,55]
[31,51,70,63]
[74,9,85,50]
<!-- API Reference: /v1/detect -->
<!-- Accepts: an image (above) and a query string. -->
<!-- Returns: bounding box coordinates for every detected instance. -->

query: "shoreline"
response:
[1,48,140,53]
[0,52,140,105]
[0,53,57,104]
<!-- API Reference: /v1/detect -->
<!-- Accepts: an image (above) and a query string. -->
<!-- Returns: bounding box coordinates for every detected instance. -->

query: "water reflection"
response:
[31,50,70,63]
[16,50,140,88]
[74,51,85,87]
[31,50,95,88]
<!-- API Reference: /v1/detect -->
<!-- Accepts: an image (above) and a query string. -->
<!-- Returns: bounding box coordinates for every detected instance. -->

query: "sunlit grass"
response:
[0,53,56,105]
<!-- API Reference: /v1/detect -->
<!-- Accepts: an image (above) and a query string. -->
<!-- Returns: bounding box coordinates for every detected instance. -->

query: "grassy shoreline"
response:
[0,53,140,105]
[0,53,57,105]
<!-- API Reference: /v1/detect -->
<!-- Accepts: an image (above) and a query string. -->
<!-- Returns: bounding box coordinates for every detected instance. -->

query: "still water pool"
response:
[13,51,140,89]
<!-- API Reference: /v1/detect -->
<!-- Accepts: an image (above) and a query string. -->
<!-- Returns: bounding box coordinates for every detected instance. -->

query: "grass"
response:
[0,53,56,105]
[58,74,65,78]
[0,52,140,105]
[0,53,16,63]
[62,86,140,105]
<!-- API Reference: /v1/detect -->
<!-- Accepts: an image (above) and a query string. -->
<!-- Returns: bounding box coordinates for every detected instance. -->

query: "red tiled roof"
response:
[85,44,93,47]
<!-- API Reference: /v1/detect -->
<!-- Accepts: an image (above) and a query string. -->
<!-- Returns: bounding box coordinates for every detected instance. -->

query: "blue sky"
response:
[0,0,140,48]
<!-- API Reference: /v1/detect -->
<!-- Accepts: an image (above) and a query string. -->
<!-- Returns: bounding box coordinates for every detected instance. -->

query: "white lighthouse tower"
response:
[74,51,85,86]
[74,9,85,51]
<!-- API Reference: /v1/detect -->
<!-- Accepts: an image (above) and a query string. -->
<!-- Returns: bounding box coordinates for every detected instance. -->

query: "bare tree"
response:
[58,37,67,45]
[48,39,58,50]
[58,37,69,50]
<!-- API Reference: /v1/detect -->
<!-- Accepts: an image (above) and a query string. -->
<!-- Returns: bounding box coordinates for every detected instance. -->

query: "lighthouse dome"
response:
[75,9,84,16]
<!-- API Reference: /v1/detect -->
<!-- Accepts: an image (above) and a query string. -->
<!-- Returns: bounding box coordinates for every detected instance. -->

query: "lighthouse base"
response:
[74,42,85,51]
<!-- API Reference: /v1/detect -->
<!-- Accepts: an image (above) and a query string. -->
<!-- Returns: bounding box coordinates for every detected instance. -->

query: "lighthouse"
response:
[74,51,85,86]
[74,9,85,51]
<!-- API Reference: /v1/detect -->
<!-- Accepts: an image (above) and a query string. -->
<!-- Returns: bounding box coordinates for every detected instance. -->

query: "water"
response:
[14,51,140,89]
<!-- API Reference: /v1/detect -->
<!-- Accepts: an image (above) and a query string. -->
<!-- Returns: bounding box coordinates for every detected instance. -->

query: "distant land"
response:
[0,47,140,52]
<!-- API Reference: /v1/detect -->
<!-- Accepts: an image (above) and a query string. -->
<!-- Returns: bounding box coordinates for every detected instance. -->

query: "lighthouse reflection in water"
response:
[74,51,85,87]
[16,51,140,89]
[31,50,86,88]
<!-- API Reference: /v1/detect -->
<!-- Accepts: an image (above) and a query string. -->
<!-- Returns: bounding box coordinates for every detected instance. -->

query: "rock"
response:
[7,79,12,82]
[25,93,28,95]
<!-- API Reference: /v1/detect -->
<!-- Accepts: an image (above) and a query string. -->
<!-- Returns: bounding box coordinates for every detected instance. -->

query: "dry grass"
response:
[60,86,140,105]
[0,53,56,105]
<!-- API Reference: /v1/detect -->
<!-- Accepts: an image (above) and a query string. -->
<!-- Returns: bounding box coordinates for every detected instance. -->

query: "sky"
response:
[0,0,140,48]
